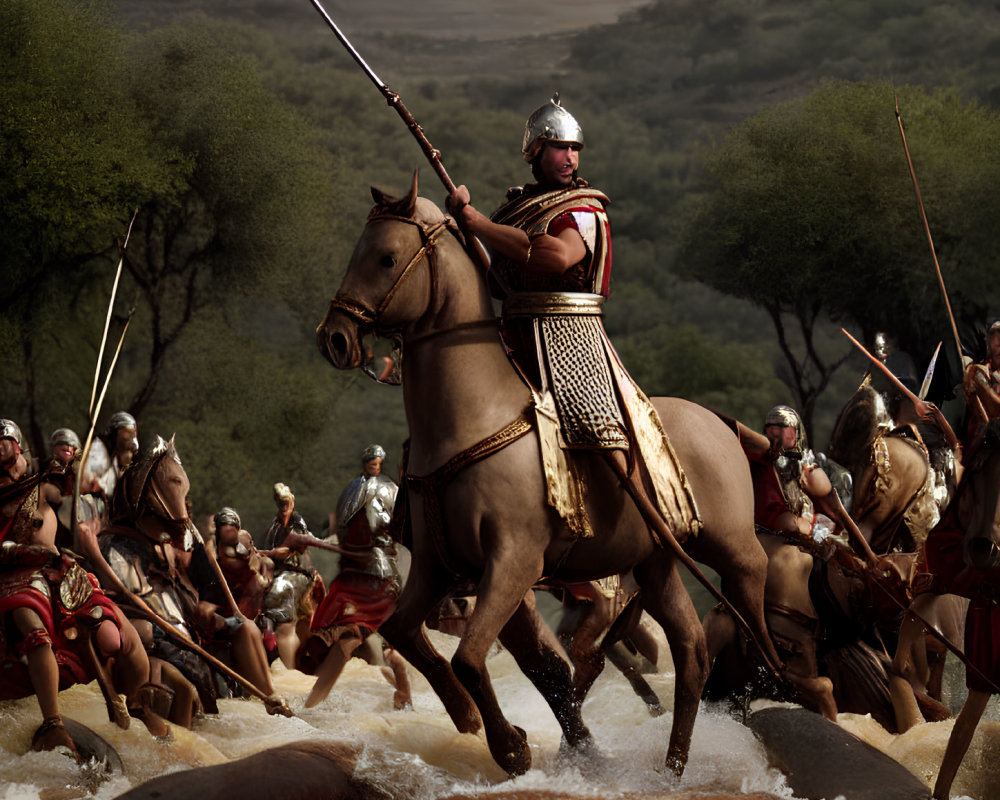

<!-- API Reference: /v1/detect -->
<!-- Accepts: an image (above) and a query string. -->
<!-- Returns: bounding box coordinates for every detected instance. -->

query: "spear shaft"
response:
[306,0,456,194]
[894,93,965,371]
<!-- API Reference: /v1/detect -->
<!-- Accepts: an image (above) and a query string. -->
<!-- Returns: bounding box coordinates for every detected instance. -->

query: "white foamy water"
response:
[1,631,999,799]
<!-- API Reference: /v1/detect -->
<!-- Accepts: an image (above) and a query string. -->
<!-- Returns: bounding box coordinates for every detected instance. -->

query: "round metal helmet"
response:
[764,404,809,451]
[988,320,1000,339]
[104,411,137,438]
[521,92,585,163]
[0,419,24,448]
[213,506,242,531]
[361,444,386,463]
[49,427,81,453]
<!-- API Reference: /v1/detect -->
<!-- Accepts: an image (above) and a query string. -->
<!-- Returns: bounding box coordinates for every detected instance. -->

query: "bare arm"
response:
[447,185,586,275]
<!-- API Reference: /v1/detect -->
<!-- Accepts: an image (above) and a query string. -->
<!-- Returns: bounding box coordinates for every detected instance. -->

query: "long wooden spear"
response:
[894,93,965,371]
[305,0,455,194]
[88,210,137,419]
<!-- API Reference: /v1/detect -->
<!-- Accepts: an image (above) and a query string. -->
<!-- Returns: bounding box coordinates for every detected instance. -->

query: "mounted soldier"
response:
[0,419,163,757]
[99,437,281,725]
[446,93,698,548]
[962,319,1000,448]
[87,410,138,507]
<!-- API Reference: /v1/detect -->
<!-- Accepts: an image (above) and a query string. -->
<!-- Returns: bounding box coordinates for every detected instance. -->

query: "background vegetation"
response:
[3,0,1000,539]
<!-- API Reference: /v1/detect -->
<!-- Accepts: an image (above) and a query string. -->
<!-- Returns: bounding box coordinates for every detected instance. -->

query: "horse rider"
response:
[963,319,1000,447]
[445,93,698,544]
[296,444,410,710]
[259,482,325,669]
[0,419,162,757]
[0,419,29,485]
[44,428,83,550]
[87,410,139,503]
[209,506,274,626]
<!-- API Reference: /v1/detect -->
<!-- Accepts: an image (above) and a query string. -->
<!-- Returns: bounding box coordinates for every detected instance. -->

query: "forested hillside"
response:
[4,0,1000,534]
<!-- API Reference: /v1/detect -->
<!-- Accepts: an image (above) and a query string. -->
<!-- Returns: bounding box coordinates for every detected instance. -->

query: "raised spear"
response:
[305,0,455,194]
[894,92,965,373]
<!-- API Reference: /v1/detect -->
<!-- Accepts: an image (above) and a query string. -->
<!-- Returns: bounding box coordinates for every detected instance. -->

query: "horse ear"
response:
[400,168,419,218]
[371,186,388,206]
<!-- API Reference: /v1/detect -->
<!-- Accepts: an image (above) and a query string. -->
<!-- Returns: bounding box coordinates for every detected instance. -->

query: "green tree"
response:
[0,0,184,453]
[676,81,1000,435]
[119,19,338,415]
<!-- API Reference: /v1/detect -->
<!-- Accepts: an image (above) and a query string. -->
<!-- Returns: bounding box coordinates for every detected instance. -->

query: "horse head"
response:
[961,419,1000,570]
[113,434,191,543]
[827,383,891,473]
[316,170,469,378]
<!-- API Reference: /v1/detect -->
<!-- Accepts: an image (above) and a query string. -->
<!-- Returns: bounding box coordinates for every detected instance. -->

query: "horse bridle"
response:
[327,213,450,332]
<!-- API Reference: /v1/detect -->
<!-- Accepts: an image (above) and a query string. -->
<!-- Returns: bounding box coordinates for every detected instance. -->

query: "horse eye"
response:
[379,254,396,269]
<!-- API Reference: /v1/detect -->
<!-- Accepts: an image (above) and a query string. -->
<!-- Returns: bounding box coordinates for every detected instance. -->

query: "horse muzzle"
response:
[316,306,364,370]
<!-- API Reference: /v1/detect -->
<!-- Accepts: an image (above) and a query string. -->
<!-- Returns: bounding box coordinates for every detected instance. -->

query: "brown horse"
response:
[315,174,777,777]
[97,436,282,724]
[828,382,966,726]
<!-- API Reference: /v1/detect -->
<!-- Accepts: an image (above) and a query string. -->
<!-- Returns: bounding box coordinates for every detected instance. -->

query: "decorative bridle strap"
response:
[407,408,535,578]
[328,215,450,329]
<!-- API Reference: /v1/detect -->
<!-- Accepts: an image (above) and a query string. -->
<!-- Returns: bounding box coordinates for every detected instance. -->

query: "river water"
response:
[2,625,999,800]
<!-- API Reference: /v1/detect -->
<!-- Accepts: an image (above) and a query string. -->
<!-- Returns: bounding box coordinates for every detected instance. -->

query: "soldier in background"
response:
[296,444,409,709]
[87,411,138,503]
[259,483,324,669]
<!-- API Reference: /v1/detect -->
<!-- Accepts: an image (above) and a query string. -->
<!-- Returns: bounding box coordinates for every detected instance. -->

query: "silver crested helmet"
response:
[521,92,585,164]
[49,427,82,452]
[361,444,386,463]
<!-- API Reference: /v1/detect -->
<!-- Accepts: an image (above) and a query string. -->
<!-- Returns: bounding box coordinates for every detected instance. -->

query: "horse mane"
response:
[112,434,180,523]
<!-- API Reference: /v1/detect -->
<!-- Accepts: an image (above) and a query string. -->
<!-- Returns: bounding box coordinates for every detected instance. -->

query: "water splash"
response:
[1,632,998,799]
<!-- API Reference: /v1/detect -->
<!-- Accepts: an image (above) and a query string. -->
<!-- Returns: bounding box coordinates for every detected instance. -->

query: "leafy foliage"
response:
[677,81,1000,431]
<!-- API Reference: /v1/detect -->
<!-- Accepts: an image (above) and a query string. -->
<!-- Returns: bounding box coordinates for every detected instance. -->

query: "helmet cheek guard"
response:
[522,93,585,164]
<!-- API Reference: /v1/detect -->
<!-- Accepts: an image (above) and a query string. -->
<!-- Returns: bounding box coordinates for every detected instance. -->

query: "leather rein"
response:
[327,211,536,580]
[327,213,449,331]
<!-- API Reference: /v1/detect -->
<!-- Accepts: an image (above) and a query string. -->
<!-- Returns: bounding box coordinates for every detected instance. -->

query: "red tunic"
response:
[749,457,794,531]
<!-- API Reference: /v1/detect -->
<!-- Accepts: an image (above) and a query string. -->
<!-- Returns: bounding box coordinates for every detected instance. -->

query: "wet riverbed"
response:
[1,629,999,800]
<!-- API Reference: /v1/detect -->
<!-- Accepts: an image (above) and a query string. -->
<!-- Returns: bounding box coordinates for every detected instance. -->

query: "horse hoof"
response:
[496,726,531,776]
[664,752,687,777]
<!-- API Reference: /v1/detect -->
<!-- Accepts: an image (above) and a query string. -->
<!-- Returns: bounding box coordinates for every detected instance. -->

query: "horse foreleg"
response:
[637,558,708,776]
[933,688,990,800]
[605,641,664,716]
[452,563,537,776]
[498,590,594,749]
[889,612,929,733]
[379,562,482,736]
